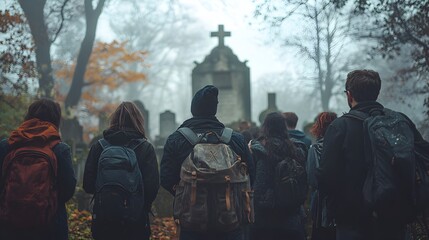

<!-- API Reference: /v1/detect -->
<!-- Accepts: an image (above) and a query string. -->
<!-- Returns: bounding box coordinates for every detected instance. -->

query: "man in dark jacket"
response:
[160,85,254,240]
[283,112,312,149]
[317,70,429,240]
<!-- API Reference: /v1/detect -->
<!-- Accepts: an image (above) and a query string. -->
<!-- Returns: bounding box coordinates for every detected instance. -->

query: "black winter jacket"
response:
[317,101,429,225]
[0,139,76,240]
[249,138,306,231]
[83,128,159,219]
[160,116,255,195]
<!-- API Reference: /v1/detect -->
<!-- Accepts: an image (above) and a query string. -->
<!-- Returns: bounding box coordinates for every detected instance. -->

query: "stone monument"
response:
[192,25,251,125]
[259,93,279,124]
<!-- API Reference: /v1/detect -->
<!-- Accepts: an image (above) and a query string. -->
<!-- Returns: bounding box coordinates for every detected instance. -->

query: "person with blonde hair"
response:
[84,101,159,240]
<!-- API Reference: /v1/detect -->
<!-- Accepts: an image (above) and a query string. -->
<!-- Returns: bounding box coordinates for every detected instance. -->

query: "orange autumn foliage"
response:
[55,40,147,115]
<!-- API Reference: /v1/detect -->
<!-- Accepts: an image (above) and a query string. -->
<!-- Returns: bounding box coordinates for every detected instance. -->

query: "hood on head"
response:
[191,85,219,117]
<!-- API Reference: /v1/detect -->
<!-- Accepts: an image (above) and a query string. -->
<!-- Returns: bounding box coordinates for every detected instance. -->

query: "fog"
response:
[1,0,428,142]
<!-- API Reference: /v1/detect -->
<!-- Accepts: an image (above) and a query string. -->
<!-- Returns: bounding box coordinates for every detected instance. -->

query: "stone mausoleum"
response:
[192,25,251,125]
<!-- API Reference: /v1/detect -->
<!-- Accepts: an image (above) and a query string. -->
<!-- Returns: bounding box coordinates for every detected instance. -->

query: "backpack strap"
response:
[98,138,111,149]
[127,138,146,150]
[219,128,233,144]
[178,127,202,146]
[98,138,145,150]
[343,110,369,121]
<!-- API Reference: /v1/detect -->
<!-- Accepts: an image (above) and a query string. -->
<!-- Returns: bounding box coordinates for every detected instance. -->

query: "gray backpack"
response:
[173,128,254,232]
[93,138,145,223]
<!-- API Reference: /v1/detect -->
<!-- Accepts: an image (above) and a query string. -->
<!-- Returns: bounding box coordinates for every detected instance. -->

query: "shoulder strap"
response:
[127,138,146,150]
[343,110,369,121]
[220,128,233,144]
[178,127,202,146]
[98,138,111,149]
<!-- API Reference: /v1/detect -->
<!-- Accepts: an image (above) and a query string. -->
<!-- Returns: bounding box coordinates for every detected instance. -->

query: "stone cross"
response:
[211,24,231,47]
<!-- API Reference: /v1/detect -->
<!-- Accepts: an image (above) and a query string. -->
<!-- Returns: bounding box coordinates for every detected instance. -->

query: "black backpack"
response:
[291,138,309,165]
[273,155,308,212]
[345,108,426,223]
[93,138,145,223]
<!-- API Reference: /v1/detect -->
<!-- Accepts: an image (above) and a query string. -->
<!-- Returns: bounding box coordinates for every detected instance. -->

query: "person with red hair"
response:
[307,112,337,240]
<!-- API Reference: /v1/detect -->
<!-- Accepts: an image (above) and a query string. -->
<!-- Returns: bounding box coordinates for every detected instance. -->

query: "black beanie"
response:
[191,85,219,117]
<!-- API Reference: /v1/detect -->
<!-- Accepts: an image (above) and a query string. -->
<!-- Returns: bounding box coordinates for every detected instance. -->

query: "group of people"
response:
[0,69,428,240]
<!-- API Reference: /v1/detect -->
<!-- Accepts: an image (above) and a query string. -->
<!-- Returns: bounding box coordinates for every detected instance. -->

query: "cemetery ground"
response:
[66,193,428,240]
[67,198,178,240]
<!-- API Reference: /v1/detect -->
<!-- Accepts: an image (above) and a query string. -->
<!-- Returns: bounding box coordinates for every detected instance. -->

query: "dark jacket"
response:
[307,138,323,189]
[0,138,76,240]
[249,138,306,233]
[83,128,159,239]
[160,116,255,195]
[316,101,429,225]
[289,130,312,149]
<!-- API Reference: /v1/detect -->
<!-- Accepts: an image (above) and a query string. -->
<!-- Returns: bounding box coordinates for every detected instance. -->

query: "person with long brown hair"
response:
[0,99,76,240]
[307,112,337,240]
[249,112,307,240]
[83,101,159,240]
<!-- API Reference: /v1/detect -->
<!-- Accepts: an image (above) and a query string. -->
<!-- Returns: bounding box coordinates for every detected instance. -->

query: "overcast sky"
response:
[97,1,291,84]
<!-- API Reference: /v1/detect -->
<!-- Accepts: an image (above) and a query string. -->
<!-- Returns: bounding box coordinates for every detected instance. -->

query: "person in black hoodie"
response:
[249,112,306,240]
[160,85,254,240]
[83,101,159,240]
[317,70,429,240]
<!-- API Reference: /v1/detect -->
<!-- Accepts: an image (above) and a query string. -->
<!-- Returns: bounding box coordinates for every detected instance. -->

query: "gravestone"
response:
[154,110,178,147]
[160,110,177,139]
[61,117,84,144]
[133,100,150,139]
[192,25,251,125]
[259,93,279,124]
[152,110,178,217]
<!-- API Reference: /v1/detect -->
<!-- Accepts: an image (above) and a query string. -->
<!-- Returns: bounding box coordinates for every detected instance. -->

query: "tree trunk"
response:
[64,0,106,110]
[18,0,54,98]
[61,0,106,143]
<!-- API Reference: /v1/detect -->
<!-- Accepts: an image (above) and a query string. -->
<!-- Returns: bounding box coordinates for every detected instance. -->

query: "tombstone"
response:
[192,25,251,125]
[133,100,150,139]
[160,110,177,139]
[61,117,84,144]
[154,110,178,147]
[152,110,178,217]
[259,93,279,124]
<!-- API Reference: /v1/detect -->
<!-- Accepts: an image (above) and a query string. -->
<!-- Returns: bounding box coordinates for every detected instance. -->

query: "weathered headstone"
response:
[61,117,84,144]
[192,25,251,125]
[154,110,178,148]
[159,110,177,139]
[259,93,279,124]
[152,111,178,217]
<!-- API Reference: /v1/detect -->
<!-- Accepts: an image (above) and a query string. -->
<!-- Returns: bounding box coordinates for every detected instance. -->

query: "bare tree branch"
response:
[51,0,70,43]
